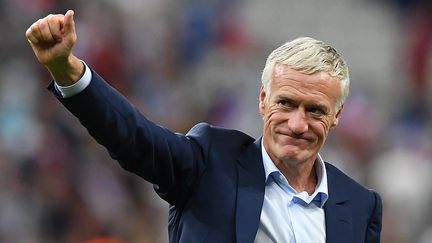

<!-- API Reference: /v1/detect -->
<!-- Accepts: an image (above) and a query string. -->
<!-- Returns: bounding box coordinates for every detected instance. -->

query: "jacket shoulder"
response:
[325,162,380,197]
[186,122,256,149]
[325,162,382,242]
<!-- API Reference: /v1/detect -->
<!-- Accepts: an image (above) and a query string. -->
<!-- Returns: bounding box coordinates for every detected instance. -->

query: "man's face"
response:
[259,64,343,166]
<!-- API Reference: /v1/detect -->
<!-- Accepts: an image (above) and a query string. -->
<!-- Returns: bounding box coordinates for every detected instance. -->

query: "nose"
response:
[287,109,308,135]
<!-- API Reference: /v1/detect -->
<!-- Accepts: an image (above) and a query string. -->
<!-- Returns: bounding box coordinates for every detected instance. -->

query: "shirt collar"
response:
[261,139,329,207]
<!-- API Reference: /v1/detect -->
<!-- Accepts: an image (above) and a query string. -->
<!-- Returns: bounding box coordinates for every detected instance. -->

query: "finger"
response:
[25,23,40,44]
[64,10,76,36]
[38,18,55,43]
[47,15,63,42]
[26,32,39,45]
[32,20,45,43]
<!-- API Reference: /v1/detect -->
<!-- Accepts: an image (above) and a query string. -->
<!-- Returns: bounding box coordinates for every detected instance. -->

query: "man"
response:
[26,10,382,243]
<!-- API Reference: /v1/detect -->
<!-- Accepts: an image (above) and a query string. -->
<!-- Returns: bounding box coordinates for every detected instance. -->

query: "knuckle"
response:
[25,28,32,37]
[47,14,57,22]
[36,19,43,28]
[27,24,36,35]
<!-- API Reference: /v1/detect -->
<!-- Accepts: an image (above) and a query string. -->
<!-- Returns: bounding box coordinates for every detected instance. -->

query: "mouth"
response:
[275,130,312,142]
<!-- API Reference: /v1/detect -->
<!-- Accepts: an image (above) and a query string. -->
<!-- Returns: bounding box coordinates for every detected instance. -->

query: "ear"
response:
[259,85,266,116]
[331,104,344,128]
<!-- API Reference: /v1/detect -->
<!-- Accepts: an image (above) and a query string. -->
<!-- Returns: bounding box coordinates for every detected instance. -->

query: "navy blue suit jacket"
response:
[50,69,382,243]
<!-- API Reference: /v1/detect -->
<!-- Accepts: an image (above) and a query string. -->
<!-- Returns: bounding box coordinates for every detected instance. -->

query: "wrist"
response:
[46,54,84,86]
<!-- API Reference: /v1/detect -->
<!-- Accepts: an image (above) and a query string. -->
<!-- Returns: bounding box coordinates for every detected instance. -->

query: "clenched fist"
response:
[26,10,84,86]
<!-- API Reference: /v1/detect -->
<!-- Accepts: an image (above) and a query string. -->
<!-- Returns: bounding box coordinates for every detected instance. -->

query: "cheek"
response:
[315,120,333,139]
[263,107,285,128]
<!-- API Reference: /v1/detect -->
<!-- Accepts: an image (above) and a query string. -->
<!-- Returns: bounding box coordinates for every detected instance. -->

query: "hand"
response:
[26,10,84,85]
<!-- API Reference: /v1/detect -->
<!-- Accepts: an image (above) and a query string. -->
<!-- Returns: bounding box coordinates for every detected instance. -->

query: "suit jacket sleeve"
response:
[48,68,208,205]
[366,190,383,243]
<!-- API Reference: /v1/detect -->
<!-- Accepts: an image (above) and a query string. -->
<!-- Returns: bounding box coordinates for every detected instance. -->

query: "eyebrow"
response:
[276,96,297,105]
[276,95,291,100]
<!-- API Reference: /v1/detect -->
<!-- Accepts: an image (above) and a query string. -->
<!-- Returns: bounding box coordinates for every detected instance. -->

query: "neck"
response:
[273,157,317,195]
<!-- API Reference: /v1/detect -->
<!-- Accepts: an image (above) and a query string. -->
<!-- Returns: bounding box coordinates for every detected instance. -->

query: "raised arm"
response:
[25,10,84,86]
[25,11,209,205]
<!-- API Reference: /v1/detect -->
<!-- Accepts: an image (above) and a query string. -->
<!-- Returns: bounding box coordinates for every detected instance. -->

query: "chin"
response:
[276,150,306,163]
[276,146,314,163]
[281,154,307,164]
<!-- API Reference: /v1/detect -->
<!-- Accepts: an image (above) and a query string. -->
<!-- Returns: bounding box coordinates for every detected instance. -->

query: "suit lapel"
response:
[324,163,352,243]
[235,139,265,243]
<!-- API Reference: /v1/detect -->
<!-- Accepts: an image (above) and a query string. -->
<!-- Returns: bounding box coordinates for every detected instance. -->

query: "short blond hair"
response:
[261,37,350,108]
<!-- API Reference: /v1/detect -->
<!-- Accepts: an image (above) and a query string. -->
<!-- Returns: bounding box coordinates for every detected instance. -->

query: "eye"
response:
[278,100,289,106]
[277,99,294,107]
[308,107,327,117]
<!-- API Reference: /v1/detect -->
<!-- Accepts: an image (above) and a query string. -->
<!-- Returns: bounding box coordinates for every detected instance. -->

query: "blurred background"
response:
[1,0,431,242]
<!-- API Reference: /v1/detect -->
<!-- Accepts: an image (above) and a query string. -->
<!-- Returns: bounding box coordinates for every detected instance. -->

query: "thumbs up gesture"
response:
[26,10,84,85]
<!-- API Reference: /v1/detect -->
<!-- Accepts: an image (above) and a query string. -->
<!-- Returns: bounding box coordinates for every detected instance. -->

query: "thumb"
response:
[64,10,76,35]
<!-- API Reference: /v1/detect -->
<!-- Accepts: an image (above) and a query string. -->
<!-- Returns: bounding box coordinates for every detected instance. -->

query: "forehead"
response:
[270,64,341,106]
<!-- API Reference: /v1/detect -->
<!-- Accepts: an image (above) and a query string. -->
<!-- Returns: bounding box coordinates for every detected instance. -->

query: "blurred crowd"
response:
[0,0,431,242]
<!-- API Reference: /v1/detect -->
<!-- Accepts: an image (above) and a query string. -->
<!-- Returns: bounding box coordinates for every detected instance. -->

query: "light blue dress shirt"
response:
[254,141,329,243]
[54,61,91,97]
